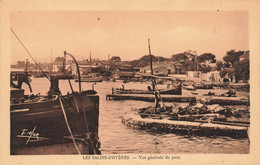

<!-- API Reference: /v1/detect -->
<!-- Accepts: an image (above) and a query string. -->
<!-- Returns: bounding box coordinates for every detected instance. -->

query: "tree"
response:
[220,69,227,78]
[171,51,197,72]
[234,59,249,82]
[198,53,216,64]
[216,60,223,71]
[129,54,158,67]
[110,56,121,62]
[197,53,216,73]
[139,54,156,62]
[171,53,187,61]
[223,50,244,67]
[183,60,195,71]
[54,56,65,62]
[199,65,212,73]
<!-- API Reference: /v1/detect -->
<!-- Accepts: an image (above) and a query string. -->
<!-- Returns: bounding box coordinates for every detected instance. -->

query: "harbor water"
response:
[23,77,249,154]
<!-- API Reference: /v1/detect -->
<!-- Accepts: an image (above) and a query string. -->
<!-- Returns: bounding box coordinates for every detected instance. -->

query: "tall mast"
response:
[194,55,198,71]
[148,38,153,75]
[50,49,52,74]
[25,59,28,71]
[35,58,37,73]
[148,38,155,90]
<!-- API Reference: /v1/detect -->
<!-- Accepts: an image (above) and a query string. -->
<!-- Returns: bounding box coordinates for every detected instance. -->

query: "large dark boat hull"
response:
[11,92,100,155]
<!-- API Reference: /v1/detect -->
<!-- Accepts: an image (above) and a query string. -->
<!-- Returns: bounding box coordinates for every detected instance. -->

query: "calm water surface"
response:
[24,77,249,154]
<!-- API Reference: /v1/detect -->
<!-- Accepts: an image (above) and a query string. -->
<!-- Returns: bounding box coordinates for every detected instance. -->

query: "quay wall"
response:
[122,112,248,138]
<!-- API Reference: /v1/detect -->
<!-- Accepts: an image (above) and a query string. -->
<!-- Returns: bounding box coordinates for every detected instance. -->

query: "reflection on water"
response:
[23,78,249,154]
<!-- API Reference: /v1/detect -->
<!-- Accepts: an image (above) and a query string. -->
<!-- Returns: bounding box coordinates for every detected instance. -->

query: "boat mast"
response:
[50,49,52,74]
[148,38,155,90]
[35,58,37,73]
[25,59,28,72]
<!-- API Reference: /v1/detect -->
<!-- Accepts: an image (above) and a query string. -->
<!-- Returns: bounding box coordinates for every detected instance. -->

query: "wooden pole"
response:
[50,49,52,74]
[148,38,155,90]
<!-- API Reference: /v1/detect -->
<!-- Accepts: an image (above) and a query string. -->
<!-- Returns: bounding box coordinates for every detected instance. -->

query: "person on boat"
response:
[10,71,32,92]
[154,91,164,114]
[178,82,182,88]
[173,81,182,88]
[147,86,152,91]
[48,76,61,96]
[204,91,215,96]
[226,88,236,97]
[92,82,97,90]
[154,91,159,110]
[221,88,236,97]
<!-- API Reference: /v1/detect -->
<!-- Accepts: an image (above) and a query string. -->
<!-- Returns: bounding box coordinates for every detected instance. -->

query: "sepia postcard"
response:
[1,0,260,165]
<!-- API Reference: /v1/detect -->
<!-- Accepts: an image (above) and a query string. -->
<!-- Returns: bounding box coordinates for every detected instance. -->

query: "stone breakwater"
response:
[121,111,248,138]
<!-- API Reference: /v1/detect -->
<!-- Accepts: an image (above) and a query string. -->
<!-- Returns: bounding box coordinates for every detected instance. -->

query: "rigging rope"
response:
[58,96,81,154]
[10,28,50,81]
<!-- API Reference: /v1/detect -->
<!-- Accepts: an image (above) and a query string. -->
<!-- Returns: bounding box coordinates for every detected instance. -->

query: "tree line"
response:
[12,49,249,82]
[170,49,249,82]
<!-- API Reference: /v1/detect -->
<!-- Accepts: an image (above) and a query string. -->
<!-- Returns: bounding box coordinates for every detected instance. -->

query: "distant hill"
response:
[126,51,198,68]
[128,55,170,67]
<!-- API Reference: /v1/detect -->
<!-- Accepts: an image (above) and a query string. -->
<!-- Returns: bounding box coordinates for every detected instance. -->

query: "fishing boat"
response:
[112,39,182,95]
[10,51,100,155]
[75,73,103,82]
[32,72,46,78]
[182,84,196,91]
[194,82,214,89]
[113,83,182,95]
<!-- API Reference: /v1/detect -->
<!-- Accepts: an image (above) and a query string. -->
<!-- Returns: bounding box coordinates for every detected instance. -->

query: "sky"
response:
[11,11,248,64]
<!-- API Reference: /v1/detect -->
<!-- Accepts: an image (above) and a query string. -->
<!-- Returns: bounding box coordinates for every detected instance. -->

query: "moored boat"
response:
[75,73,103,82]
[10,51,101,155]
[112,39,182,95]
[182,84,196,91]
[113,83,182,95]
[194,82,214,89]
